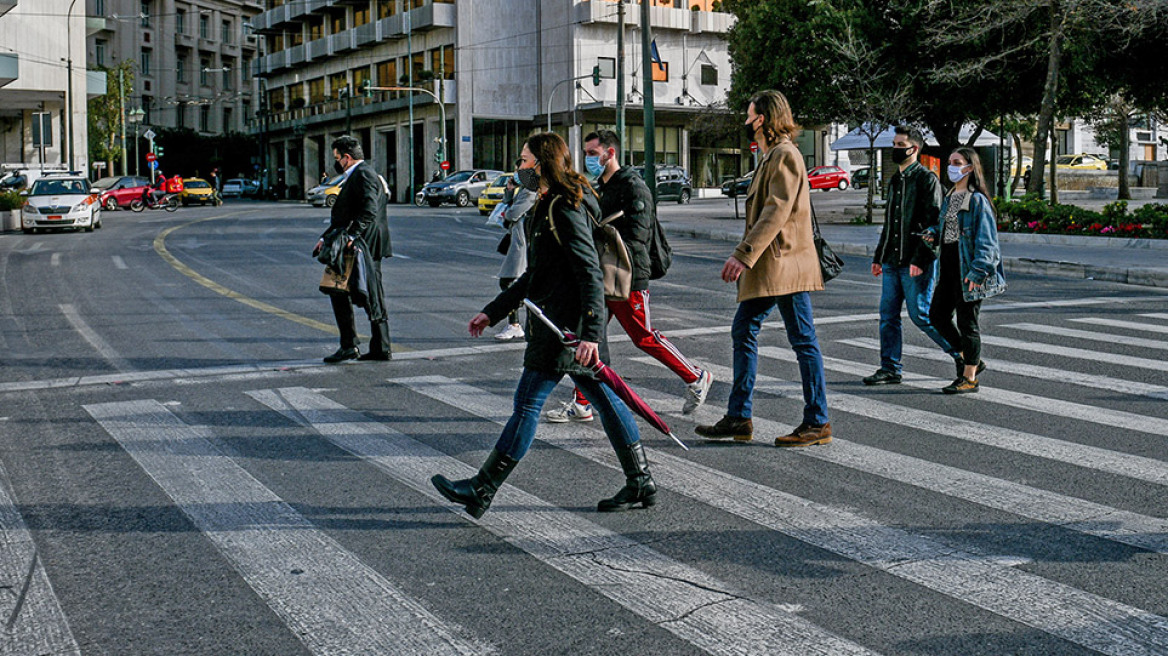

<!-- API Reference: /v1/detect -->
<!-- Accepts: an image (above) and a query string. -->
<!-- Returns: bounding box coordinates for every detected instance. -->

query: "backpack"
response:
[546,196,632,301]
[647,215,672,280]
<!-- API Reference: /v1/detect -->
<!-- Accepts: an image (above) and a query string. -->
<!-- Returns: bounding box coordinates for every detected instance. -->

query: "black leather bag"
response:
[810,199,844,283]
[496,232,512,255]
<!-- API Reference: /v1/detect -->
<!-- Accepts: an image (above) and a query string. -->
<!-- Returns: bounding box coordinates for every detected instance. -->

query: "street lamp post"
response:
[65,0,80,171]
[546,74,592,133]
[369,85,446,177]
[128,107,144,176]
[119,69,127,176]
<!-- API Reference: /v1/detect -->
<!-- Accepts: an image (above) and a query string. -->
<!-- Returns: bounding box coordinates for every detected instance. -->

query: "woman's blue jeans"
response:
[728,292,829,426]
[495,367,642,460]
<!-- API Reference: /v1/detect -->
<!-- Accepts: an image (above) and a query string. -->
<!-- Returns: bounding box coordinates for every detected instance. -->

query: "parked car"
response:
[1056,154,1108,170]
[851,167,871,189]
[221,178,261,198]
[632,165,693,204]
[721,171,754,197]
[19,173,102,233]
[808,165,851,191]
[180,178,219,206]
[306,175,344,207]
[420,169,503,207]
[478,173,512,215]
[92,175,151,210]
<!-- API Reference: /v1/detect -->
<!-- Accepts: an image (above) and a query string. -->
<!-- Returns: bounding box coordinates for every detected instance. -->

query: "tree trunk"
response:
[865,142,877,223]
[1118,113,1131,200]
[1031,3,1062,201]
[1010,132,1024,196]
[1049,122,1059,205]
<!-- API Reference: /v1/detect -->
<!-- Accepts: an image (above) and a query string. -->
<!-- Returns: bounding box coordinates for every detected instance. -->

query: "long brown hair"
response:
[525,132,593,206]
[749,90,801,146]
[953,146,996,218]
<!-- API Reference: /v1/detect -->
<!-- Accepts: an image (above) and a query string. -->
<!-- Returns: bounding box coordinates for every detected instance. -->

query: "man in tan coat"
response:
[695,90,832,447]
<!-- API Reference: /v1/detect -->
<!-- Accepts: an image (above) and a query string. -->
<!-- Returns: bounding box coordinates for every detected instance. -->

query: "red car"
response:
[808,166,851,191]
[93,175,152,210]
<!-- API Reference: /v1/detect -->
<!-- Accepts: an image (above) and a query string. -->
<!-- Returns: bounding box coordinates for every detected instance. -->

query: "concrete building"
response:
[1055,118,1167,164]
[0,0,104,174]
[249,0,750,202]
[86,0,263,136]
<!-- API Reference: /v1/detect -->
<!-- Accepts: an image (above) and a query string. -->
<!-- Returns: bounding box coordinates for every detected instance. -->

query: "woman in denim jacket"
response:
[923,147,1006,394]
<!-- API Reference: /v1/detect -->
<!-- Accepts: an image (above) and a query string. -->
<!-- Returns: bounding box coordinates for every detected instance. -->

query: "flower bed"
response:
[996,196,1168,239]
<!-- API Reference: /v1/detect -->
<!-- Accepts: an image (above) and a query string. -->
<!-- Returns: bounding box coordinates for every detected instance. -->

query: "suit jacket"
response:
[323,161,392,259]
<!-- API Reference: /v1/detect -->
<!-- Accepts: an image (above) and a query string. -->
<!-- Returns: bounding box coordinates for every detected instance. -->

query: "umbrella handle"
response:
[522,299,566,341]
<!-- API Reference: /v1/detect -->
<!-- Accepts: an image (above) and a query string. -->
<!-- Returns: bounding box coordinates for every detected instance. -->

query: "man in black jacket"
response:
[864,126,959,385]
[545,130,712,422]
[315,136,393,363]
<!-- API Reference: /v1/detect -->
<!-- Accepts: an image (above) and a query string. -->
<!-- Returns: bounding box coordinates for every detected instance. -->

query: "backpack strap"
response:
[545,196,563,246]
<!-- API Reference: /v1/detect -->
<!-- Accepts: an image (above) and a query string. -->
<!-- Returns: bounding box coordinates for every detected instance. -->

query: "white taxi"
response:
[20,174,103,233]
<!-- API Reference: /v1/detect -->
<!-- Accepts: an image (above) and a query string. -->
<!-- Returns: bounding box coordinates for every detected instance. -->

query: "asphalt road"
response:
[1,200,1166,656]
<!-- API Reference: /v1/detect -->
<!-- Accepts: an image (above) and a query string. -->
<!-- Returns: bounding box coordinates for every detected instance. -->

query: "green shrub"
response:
[0,191,23,211]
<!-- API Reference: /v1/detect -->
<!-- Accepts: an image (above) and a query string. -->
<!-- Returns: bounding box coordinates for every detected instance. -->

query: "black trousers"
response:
[499,277,519,324]
[331,258,391,355]
[929,243,982,367]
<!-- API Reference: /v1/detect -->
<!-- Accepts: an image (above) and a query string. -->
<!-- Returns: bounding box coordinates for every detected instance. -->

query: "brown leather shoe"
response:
[695,415,753,442]
[774,422,832,447]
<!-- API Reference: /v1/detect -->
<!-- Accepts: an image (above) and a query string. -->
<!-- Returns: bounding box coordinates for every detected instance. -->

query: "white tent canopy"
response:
[830,123,1002,151]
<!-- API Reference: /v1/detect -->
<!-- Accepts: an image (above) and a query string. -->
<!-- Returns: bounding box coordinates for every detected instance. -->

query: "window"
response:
[95,40,106,67]
[176,104,186,128]
[223,107,233,132]
[223,61,234,89]
[309,18,324,41]
[200,59,210,86]
[142,96,153,123]
[407,0,425,9]
[200,15,209,39]
[330,13,345,34]
[412,52,425,80]
[95,0,105,14]
[308,77,325,104]
[140,1,150,27]
[352,66,371,93]
[289,30,303,46]
[200,105,210,132]
[31,112,51,147]
[377,0,396,19]
[176,55,186,82]
[652,60,668,82]
[376,59,396,89]
[268,34,284,52]
[430,46,454,80]
[354,7,370,26]
[176,9,185,34]
[699,64,717,86]
[242,57,251,77]
[266,87,285,111]
[330,72,348,98]
[222,20,232,44]
[140,49,152,76]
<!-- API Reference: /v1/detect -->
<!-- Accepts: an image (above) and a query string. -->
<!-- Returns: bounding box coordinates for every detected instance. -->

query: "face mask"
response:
[585,155,604,178]
[743,117,759,143]
[948,165,970,182]
[334,159,346,175]
[891,146,914,164]
[516,167,541,192]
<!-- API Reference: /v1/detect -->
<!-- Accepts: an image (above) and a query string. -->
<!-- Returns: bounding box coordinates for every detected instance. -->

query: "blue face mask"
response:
[585,155,604,178]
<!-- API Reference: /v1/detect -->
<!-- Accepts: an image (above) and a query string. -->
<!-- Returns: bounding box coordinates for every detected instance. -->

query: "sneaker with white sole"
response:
[494,323,525,341]
[682,370,713,415]
[546,401,594,423]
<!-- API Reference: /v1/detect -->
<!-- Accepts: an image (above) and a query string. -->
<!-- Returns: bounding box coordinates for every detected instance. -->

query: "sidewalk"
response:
[657,195,1168,289]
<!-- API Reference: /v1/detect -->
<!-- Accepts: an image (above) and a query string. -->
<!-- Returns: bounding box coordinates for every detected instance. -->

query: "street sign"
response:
[750,142,759,153]
[149,160,158,170]
[143,129,156,141]
[440,160,450,171]
[146,152,157,163]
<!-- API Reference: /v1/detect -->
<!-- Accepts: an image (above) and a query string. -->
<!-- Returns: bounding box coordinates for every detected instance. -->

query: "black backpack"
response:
[647,215,672,280]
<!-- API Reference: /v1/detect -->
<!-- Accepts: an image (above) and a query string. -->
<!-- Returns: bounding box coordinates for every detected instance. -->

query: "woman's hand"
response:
[965,278,977,293]
[468,313,490,337]
[721,256,748,283]
[575,341,599,366]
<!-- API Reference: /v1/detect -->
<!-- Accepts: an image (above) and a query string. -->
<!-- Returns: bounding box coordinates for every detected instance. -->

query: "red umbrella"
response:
[524,299,689,450]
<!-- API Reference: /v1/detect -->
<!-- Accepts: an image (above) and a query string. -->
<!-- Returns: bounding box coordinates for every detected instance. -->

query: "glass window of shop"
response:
[308,77,326,104]
[622,125,682,166]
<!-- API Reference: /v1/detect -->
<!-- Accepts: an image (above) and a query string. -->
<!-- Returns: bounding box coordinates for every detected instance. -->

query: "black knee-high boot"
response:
[597,442,657,512]
[431,449,518,519]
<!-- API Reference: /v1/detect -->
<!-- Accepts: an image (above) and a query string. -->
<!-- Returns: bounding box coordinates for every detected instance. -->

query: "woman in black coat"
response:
[431,132,656,517]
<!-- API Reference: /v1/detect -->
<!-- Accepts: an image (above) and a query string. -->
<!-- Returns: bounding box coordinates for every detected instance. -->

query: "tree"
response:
[87,61,135,177]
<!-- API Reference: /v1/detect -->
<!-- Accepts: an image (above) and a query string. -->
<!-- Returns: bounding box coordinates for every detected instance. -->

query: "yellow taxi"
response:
[1056,154,1108,170]
[477,173,513,215]
[307,175,343,207]
[180,178,219,206]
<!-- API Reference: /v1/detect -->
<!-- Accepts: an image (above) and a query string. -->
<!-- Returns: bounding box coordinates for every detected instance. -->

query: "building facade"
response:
[0,0,102,173]
[87,0,263,135]
[250,0,746,201]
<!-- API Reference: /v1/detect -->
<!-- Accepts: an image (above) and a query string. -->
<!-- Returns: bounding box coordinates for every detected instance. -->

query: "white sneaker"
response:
[494,323,525,341]
[682,370,713,415]
[546,401,594,423]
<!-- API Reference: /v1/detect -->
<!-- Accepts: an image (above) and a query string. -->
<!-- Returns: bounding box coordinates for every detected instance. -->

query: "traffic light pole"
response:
[366,84,446,178]
[546,74,593,133]
[641,0,657,205]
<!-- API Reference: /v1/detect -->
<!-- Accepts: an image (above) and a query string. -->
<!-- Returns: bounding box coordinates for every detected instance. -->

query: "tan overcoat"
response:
[732,137,823,302]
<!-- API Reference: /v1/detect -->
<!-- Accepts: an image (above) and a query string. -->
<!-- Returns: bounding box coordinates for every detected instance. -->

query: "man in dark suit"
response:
[315,136,393,363]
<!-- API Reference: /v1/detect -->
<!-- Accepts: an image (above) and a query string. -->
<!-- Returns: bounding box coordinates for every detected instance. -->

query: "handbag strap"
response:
[808,192,824,239]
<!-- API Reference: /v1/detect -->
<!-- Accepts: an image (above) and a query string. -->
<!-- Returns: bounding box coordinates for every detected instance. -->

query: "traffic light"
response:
[155,145,164,157]
[592,65,601,87]
[363,79,373,98]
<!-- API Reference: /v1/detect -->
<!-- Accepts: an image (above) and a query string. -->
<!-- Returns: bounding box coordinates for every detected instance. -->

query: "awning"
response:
[830,123,1002,151]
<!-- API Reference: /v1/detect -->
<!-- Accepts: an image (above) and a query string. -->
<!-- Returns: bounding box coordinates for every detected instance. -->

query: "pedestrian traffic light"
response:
[156,145,164,157]
[592,65,601,87]
[363,79,373,98]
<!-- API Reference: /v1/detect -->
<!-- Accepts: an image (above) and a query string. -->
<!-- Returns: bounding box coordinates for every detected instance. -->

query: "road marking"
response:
[840,337,1168,401]
[59,303,132,372]
[762,346,1168,438]
[988,296,1168,310]
[980,335,1168,372]
[111,255,127,270]
[1140,313,1168,320]
[0,460,81,656]
[247,387,877,656]
[1071,317,1168,335]
[399,375,1168,656]
[1002,322,1168,351]
[670,358,1168,553]
[50,253,60,267]
[84,399,491,656]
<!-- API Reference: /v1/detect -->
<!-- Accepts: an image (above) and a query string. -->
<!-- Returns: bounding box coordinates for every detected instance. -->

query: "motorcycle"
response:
[130,192,180,212]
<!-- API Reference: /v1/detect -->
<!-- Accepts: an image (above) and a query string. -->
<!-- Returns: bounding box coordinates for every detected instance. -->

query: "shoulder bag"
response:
[810,198,844,283]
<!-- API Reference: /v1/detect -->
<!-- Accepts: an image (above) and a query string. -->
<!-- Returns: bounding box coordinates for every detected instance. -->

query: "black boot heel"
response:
[430,450,518,519]
[597,442,657,513]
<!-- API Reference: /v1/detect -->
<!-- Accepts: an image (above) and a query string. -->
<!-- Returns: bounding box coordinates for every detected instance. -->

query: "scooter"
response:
[130,192,179,212]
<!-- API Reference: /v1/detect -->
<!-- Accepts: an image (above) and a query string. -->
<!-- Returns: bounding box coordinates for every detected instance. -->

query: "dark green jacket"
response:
[873,162,941,268]
[483,190,605,376]
[597,166,654,292]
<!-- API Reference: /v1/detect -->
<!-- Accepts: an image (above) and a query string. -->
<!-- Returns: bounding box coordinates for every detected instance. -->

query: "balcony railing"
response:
[328,29,356,55]
[306,38,328,60]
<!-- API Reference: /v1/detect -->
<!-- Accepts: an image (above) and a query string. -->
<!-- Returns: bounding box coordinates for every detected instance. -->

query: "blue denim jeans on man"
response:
[495,367,641,460]
[728,292,828,426]
[878,262,958,373]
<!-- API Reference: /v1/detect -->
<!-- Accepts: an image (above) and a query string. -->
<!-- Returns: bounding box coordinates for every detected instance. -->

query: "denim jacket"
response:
[929,190,1007,302]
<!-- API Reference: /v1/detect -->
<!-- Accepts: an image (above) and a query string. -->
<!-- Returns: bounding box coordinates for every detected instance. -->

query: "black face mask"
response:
[891,146,915,165]
[516,167,540,192]
[744,118,759,144]
[334,159,346,175]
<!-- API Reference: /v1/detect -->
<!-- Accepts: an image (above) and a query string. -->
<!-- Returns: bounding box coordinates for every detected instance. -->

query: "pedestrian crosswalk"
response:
[2,308,1166,655]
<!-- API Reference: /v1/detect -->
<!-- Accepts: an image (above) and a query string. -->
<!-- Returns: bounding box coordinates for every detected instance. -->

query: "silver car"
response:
[420,169,504,208]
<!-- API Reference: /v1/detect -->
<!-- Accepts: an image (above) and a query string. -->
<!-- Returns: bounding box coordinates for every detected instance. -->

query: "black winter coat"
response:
[483,190,605,376]
[873,162,942,268]
[322,161,392,260]
[597,166,654,291]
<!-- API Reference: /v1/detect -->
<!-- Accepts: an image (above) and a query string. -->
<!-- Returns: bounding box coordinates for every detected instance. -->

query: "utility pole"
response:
[119,68,128,176]
[641,0,656,204]
[616,0,625,149]
[406,8,415,203]
[66,0,80,171]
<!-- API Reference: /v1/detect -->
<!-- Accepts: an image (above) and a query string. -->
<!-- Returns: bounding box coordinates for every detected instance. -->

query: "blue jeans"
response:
[728,292,829,426]
[495,368,641,460]
[878,262,958,373]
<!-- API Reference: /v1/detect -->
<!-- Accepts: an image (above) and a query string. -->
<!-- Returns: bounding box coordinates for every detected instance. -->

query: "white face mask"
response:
[948,165,970,182]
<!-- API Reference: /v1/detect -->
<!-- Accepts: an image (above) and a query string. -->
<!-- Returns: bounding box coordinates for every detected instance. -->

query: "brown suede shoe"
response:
[774,422,832,447]
[695,415,753,442]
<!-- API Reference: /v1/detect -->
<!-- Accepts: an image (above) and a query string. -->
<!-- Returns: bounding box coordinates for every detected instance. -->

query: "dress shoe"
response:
[862,369,902,385]
[323,347,359,363]
[357,351,392,361]
[695,415,753,442]
[774,422,832,447]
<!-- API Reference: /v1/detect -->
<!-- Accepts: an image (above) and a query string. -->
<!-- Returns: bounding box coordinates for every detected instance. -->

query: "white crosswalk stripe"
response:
[1071,317,1168,335]
[980,334,1168,372]
[1003,322,1168,351]
[396,375,1168,656]
[1140,313,1168,320]
[84,399,492,656]
[246,386,878,656]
